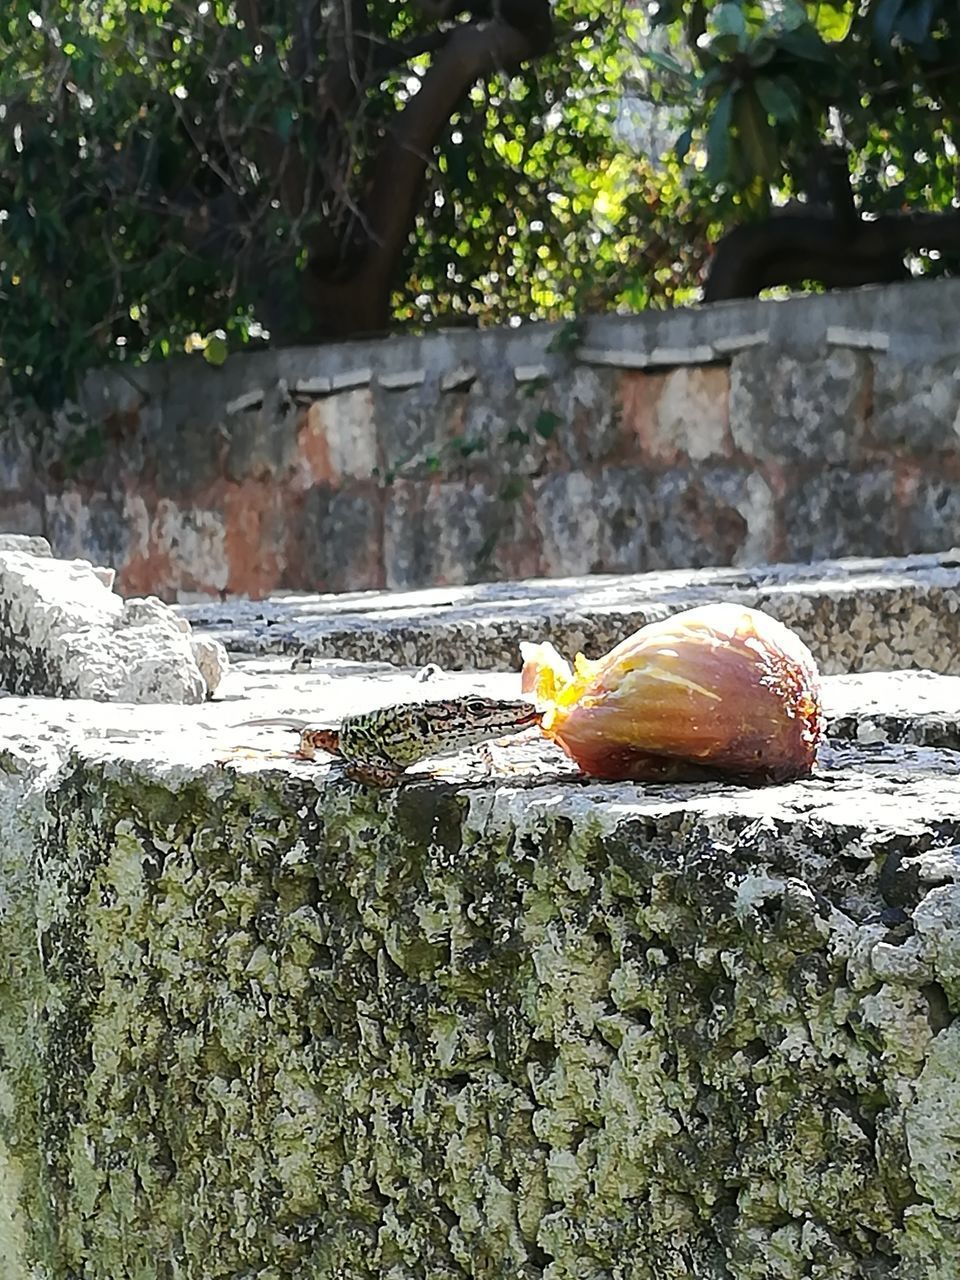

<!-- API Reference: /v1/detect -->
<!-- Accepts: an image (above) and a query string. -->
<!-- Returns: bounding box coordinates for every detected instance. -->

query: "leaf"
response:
[754,77,800,123]
[643,49,687,77]
[705,89,735,183]
[777,27,834,61]
[712,3,747,38]
[202,333,228,366]
[533,408,561,439]
[674,127,693,162]
[872,0,906,48]
[895,0,940,46]
[809,2,854,41]
[734,87,779,182]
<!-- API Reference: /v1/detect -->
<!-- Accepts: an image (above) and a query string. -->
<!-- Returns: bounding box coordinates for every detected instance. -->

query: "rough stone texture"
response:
[729,346,870,463]
[3,279,960,599]
[870,356,960,454]
[181,550,960,676]
[781,466,900,562]
[2,663,960,1278]
[0,537,224,702]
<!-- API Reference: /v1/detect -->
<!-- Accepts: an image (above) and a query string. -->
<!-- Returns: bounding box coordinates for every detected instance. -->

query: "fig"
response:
[521,603,822,783]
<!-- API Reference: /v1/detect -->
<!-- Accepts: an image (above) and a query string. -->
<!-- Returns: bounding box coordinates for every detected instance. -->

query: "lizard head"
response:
[299,726,341,760]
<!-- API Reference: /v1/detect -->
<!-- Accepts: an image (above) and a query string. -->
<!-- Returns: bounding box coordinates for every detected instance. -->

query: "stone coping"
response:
[181,550,960,675]
[0,660,957,768]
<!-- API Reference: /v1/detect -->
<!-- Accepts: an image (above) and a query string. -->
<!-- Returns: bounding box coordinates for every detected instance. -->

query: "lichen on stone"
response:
[0,738,959,1277]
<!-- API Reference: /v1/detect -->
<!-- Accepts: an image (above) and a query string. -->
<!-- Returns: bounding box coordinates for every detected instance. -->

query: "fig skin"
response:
[521,603,823,784]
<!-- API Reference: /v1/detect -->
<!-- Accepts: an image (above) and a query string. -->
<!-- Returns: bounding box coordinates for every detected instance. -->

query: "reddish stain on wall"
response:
[222,479,288,597]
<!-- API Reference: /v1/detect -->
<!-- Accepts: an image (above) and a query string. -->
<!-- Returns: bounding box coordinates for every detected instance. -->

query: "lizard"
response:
[233,695,543,786]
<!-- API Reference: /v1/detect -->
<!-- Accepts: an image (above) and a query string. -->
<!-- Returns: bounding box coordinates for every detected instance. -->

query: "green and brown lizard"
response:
[236,695,542,786]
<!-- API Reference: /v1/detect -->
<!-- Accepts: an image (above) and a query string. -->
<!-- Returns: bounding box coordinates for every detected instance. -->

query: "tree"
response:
[0,0,708,402]
[638,0,960,300]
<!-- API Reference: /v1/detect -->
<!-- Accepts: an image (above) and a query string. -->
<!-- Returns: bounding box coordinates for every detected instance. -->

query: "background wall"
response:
[2,277,958,600]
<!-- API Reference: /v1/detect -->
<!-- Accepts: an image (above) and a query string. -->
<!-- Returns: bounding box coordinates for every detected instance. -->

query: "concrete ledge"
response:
[2,665,960,1276]
[182,550,960,676]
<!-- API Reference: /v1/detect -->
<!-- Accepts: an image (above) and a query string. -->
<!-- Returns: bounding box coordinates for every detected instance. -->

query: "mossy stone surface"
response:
[1,730,960,1277]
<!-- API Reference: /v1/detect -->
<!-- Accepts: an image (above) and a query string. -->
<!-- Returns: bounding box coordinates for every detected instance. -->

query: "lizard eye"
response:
[464,698,488,716]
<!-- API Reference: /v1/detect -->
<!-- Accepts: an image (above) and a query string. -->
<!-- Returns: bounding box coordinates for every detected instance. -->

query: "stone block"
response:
[1,679,960,1276]
[179,551,960,676]
[119,495,229,601]
[295,390,378,486]
[0,413,36,491]
[782,466,900,561]
[384,479,540,589]
[0,499,45,539]
[221,478,292,597]
[224,393,300,483]
[0,547,213,701]
[730,346,870,463]
[45,490,132,571]
[619,368,731,464]
[652,366,731,462]
[900,476,960,555]
[291,483,384,592]
[644,467,756,570]
[378,392,452,482]
[870,356,960,453]
[535,471,605,576]
[563,367,623,465]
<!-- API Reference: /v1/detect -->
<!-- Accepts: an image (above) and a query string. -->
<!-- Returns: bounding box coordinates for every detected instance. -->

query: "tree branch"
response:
[365,10,550,253]
[298,4,552,333]
[701,208,960,301]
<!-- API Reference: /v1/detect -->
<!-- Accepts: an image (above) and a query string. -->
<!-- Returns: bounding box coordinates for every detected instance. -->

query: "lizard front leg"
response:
[342,762,406,788]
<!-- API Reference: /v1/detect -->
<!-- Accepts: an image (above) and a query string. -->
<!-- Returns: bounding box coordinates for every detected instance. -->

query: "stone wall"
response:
[2,557,960,1276]
[3,662,960,1279]
[3,277,959,600]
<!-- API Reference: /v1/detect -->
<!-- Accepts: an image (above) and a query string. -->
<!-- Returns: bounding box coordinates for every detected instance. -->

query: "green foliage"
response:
[639,0,960,237]
[2,0,958,404]
[0,0,707,403]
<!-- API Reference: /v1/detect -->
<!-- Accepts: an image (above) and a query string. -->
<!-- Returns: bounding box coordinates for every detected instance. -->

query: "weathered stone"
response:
[563,366,623,466]
[45,491,133,571]
[118,495,229,599]
[730,346,870,463]
[440,364,477,393]
[377,392,452,482]
[189,635,230,696]
[652,365,731,461]
[645,468,750,569]
[224,388,265,415]
[578,346,652,368]
[782,465,900,561]
[0,668,958,1277]
[0,499,45,538]
[330,366,373,391]
[13,281,960,599]
[289,483,383,592]
[827,325,891,351]
[0,412,37,490]
[0,534,51,556]
[385,479,540,589]
[649,342,716,365]
[900,476,960,554]
[0,548,215,702]
[536,471,605,576]
[294,390,377,486]
[377,369,426,390]
[870,356,960,453]
[224,391,299,481]
[182,550,960,675]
